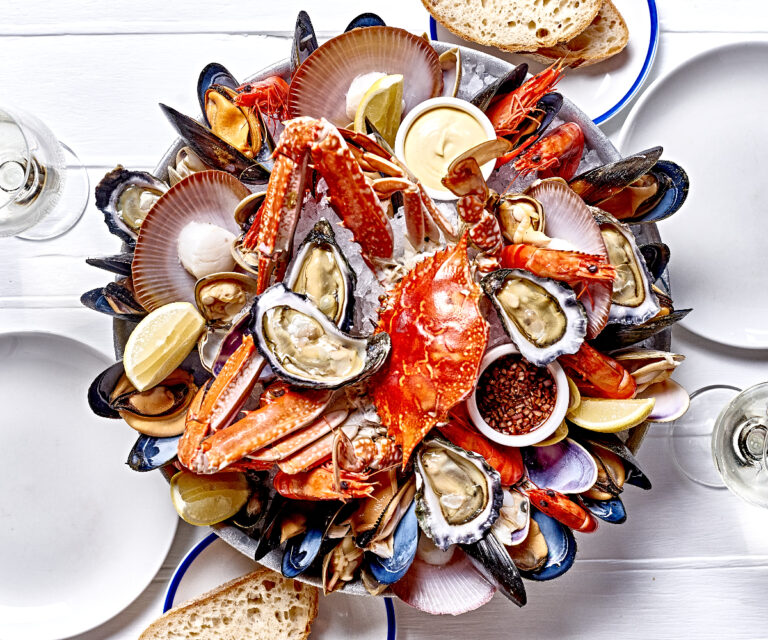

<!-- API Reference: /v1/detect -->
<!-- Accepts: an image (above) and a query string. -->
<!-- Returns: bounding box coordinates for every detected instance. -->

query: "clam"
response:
[291,11,319,76]
[322,533,364,593]
[491,489,530,546]
[569,426,652,491]
[287,26,443,127]
[251,284,390,389]
[470,63,528,111]
[132,171,249,312]
[496,194,547,246]
[94,166,168,245]
[637,379,690,423]
[612,349,684,393]
[285,219,356,331]
[195,272,258,326]
[414,437,503,550]
[439,47,462,98]
[593,210,660,326]
[233,191,266,232]
[525,178,611,338]
[523,438,599,494]
[482,268,587,366]
[167,147,209,187]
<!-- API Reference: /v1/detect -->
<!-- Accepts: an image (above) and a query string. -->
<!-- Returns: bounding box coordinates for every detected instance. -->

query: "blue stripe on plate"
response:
[164,532,399,640]
[428,0,660,126]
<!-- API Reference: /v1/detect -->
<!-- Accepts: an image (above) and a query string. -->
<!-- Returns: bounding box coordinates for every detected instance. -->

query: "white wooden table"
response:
[2,2,768,638]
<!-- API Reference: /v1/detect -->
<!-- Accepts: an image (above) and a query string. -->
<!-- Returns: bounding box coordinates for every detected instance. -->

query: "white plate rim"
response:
[0,330,178,640]
[164,532,397,640]
[429,0,660,124]
[616,40,768,349]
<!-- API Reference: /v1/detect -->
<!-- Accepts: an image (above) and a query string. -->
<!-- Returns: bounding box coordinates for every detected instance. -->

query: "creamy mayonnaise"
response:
[402,107,488,192]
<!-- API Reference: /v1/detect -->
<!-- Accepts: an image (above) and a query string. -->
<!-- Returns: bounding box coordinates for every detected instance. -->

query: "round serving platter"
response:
[112,40,669,596]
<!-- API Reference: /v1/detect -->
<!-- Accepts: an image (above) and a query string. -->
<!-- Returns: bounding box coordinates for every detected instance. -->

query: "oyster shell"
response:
[482,268,587,366]
[285,219,356,331]
[415,437,503,551]
[251,283,390,389]
[94,166,168,245]
[594,210,660,326]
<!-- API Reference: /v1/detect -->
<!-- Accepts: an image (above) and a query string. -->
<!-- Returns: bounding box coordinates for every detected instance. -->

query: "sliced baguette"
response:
[422,0,604,52]
[521,0,629,68]
[139,567,319,640]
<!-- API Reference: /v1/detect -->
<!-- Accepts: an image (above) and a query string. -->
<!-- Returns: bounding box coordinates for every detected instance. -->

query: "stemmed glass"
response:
[0,106,89,240]
[670,382,768,507]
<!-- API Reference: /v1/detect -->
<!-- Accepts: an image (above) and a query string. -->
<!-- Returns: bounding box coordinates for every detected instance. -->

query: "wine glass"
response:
[0,106,89,240]
[670,382,768,507]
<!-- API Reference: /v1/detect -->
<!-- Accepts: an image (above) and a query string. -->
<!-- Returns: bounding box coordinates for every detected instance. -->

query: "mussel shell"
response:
[461,532,526,607]
[367,501,418,585]
[519,509,577,581]
[569,147,664,205]
[285,219,356,331]
[126,433,180,472]
[628,160,689,224]
[291,11,319,77]
[88,360,126,418]
[251,283,390,389]
[470,63,528,111]
[85,253,134,277]
[581,495,627,524]
[639,242,670,282]
[591,308,692,351]
[249,494,289,562]
[287,26,442,126]
[159,103,271,181]
[482,268,587,366]
[506,92,562,151]
[197,63,239,125]
[94,166,169,245]
[283,524,324,578]
[345,12,386,30]
[415,436,503,551]
[80,281,146,322]
[568,426,651,490]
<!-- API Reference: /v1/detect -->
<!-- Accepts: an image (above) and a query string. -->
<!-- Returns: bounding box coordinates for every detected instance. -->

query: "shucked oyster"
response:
[482,269,586,366]
[285,219,356,330]
[415,437,502,550]
[251,284,390,389]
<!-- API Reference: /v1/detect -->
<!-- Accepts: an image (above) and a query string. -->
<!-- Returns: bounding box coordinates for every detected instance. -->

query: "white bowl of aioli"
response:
[395,97,497,201]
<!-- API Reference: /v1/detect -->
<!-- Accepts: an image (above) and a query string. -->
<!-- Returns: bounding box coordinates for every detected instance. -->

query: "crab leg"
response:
[178,335,265,471]
[277,117,393,260]
[191,383,332,473]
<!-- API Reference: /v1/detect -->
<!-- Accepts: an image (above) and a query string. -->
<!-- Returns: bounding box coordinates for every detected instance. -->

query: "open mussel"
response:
[470,63,528,111]
[415,437,503,550]
[197,62,239,124]
[251,283,390,389]
[94,166,168,245]
[570,148,689,224]
[569,426,652,491]
[517,509,577,581]
[581,495,627,524]
[594,210,660,326]
[285,219,356,331]
[482,268,587,366]
[505,92,562,151]
[367,500,418,585]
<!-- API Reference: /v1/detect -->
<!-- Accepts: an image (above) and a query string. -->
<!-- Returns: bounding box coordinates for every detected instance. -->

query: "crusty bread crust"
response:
[139,567,319,640]
[521,0,629,68]
[422,0,604,52]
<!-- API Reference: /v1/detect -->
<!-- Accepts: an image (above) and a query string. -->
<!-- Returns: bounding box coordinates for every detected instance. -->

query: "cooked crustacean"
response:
[81,20,693,612]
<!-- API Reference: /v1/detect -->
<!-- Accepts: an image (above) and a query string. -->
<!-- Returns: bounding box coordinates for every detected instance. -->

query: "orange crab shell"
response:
[372,234,489,465]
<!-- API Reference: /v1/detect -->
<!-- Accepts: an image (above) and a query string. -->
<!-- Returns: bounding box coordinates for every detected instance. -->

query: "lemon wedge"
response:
[353,74,404,146]
[567,397,656,433]
[123,301,205,392]
[170,470,249,526]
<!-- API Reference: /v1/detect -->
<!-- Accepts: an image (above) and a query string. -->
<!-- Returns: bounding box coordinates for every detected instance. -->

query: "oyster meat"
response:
[415,437,502,550]
[252,284,390,389]
[482,268,586,366]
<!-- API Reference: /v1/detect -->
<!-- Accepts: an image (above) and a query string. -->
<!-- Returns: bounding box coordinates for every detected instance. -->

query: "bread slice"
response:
[139,567,319,640]
[521,0,629,68]
[422,0,604,52]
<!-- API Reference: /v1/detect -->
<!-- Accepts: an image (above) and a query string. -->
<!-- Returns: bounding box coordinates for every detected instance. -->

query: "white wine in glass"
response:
[0,107,88,240]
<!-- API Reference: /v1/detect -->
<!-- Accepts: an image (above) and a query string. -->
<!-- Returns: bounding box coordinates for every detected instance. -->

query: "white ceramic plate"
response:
[0,332,178,640]
[166,533,396,639]
[618,41,768,349]
[429,0,658,124]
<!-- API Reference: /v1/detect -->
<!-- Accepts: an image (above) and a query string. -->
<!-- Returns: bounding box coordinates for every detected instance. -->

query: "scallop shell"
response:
[132,171,250,311]
[287,26,442,127]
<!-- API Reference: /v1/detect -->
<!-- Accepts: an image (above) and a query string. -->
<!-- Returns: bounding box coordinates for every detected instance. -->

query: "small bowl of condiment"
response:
[394,97,496,201]
[467,343,569,447]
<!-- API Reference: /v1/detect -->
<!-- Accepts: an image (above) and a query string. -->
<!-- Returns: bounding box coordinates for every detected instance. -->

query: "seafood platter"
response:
[83,11,692,615]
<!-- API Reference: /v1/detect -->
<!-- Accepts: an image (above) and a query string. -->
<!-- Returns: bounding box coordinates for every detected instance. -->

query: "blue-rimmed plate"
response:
[429,0,658,124]
[165,533,396,639]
